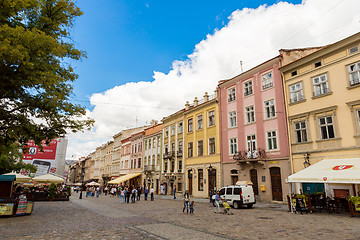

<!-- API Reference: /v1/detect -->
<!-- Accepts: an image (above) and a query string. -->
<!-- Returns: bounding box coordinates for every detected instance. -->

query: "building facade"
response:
[218,56,291,202]
[280,32,360,196]
[129,131,144,186]
[143,123,162,192]
[183,92,221,198]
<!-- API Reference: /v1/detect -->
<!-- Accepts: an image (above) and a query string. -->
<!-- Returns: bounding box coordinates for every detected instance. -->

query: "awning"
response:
[33,173,65,184]
[108,173,141,184]
[288,158,360,184]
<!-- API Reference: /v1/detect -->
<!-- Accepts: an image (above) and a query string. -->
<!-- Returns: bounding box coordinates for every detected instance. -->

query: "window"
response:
[226,188,232,195]
[247,134,257,154]
[208,110,215,126]
[138,158,141,168]
[229,138,237,155]
[229,111,237,128]
[234,188,241,195]
[228,87,236,102]
[314,61,322,68]
[262,72,273,90]
[164,162,168,172]
[134,144,137,153]
[197,115,203,130]
[178,160,182,170]
[153,138,156,148]
[171,125,175,135]
[264,100,276,119]
[188,142,193,158]
[219,188,225,195]
[313,74,329,96]
[165,128,169,137]
[350,46,359,54]
[144,140,147,150]
[197,140,203,156]
[149,140,151,149]
[245,106,255,124]
[357,110,360,130]
[348,62,360,86]
[294,121,308,143]
[179,122,183,133]
[319,116,335,139]
[289,82,304,103]
[198,169,204,191]
[178,141,183,153]
[188,118,193,132]
[267,131,278,150]
[209,138,215,155]
[291,71,298,77]
[171,142,175,153]
[165,144,168,154]
[131,160,133,169]
[244,80,253,96]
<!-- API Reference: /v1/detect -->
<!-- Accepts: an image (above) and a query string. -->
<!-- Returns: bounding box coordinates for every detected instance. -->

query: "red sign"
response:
[22,139,58,161]
[323,177,327,181]
[332,165,353,171]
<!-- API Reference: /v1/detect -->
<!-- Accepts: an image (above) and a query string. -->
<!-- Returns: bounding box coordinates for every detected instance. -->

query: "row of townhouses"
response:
[68,32,360,202]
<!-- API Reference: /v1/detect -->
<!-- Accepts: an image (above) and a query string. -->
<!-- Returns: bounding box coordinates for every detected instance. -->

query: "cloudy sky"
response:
[67,0,360,159]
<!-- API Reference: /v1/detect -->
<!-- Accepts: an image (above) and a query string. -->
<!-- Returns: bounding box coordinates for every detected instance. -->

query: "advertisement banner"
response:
[22,139,59,176]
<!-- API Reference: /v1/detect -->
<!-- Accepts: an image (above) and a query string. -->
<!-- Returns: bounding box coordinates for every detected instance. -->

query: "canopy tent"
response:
[85,181,100,186]
[32,174,65,184]
[108,173,141,184]
[3,173,31,183]
[288,158,360,184]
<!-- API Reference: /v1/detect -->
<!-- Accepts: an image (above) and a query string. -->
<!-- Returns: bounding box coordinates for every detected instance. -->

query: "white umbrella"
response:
[33,173,65,184]
[3,172,31,183]
[85,181,100,186]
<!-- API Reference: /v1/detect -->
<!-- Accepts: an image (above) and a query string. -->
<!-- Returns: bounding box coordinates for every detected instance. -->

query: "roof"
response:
[287,158,360,184]
[0,175,16,182]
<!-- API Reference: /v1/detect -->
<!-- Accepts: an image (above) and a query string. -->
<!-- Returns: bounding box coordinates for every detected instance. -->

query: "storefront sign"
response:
[332,165,353,171]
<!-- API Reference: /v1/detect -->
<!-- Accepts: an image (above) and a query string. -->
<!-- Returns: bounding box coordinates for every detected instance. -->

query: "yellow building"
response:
[183,92,221,198]
[280,32,360,196]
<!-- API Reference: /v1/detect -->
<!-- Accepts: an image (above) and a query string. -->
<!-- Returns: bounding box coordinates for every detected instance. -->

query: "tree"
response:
[0,0,94,174]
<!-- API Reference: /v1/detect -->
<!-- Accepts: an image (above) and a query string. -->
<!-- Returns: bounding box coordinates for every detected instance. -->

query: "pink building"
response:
[218,56,290,202]
[129,131,145,187]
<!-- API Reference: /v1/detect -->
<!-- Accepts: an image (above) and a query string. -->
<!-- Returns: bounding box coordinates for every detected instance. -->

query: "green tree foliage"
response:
[0,142,37,174]
[0,0,94,173]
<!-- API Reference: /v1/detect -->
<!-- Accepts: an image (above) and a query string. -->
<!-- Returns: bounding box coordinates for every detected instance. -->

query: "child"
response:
[222,200,233,215]
[189,201,195,214]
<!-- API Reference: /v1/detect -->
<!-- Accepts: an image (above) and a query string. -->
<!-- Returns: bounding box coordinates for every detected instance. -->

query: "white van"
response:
[212,185,256,209]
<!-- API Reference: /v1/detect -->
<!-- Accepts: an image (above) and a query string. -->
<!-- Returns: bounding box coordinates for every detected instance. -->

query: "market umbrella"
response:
[85,181,100,186]
[3,172,31,183]
[32,173,65,184]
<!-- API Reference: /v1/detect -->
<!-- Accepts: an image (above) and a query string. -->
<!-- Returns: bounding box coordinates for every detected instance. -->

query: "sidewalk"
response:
[157,194,289,211]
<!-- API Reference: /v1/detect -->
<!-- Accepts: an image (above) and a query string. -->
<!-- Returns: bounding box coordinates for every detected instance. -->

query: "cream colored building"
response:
[280,32,360,196]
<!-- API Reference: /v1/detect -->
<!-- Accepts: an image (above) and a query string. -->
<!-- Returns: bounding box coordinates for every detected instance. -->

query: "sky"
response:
[66,0,360,160]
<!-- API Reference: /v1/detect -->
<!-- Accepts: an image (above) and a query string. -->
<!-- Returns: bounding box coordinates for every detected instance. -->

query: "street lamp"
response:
[303,153,311,168]
[79,171,84,199]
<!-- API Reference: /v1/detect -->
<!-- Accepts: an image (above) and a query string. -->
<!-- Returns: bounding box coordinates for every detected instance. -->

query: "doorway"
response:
[250,169,259,195]
[208,168,217,197]
[270,167,283,201]
[188,169,193,195]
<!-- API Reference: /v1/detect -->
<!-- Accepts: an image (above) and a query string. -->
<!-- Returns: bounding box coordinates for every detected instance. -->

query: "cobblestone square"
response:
[1,193,359,240]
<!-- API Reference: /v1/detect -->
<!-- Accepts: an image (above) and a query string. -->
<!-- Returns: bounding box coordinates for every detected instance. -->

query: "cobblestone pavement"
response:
[1,192,360,240]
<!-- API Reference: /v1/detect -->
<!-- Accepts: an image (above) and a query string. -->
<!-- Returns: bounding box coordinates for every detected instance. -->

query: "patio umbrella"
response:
[33,173,65,184]
[3,172,31,183]
[85,181,100,186]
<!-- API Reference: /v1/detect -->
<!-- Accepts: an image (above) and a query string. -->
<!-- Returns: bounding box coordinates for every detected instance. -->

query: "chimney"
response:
[185,101,190,110]
[203,92,209,101]
[193,97,199,106]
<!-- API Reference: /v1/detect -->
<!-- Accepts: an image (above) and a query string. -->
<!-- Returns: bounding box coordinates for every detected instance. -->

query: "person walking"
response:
[126,187,131,203]
[131,187,137,203]
[150,187,155,201]
[183,190,190,214]
[120,189,125,203]
[173,186,176,199]
[214,191,221,213]
[144,187,149,201]
[96,187,100,197]
[137,186,142,201]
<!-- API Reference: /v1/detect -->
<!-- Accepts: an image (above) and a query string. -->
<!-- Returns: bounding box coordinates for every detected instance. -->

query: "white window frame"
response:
[244,80,253,97]
[266,131,278,150]
[171,125,175,135]
[357,110,360,130]
[246,134,257,158]
[228,111,237,128]
[229,138,237,155]
[178,122,183,133]
[188,118,193,132]
[245,105,255,124]
[228,87,236,102]
[264,99,276,119]
[348,61,360,86]
[197,114,203,130]
[294,121,308,143]
[262,72,273,90]
[319,116,335,140]
[313,74,329,97]
[289,82,304,103]
[208,110,215,127]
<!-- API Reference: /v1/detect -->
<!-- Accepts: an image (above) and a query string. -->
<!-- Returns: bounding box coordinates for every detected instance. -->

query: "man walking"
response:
[144,187,149,201]
[150,187,155,201]
[173,186,176,199]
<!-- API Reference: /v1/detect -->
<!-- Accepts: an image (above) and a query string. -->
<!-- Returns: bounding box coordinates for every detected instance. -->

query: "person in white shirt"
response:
[150,187,155,201]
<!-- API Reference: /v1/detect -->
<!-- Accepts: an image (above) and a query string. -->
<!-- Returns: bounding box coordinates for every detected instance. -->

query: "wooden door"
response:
[188,169,193,195]
[208,169,217,197]
[250,169,259,195]
[270,167,283,201]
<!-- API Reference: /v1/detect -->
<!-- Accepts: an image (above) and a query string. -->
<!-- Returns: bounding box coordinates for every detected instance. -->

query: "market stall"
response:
[287,158,360,216]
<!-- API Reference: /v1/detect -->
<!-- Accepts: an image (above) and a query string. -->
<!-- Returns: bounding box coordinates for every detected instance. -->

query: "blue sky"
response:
[71,0,302,109]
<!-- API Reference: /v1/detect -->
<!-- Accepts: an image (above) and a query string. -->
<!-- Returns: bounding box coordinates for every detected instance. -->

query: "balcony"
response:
[163,151,175,160]
[177,150,183,157]
[144,165,155,172]
[233,149,266,163]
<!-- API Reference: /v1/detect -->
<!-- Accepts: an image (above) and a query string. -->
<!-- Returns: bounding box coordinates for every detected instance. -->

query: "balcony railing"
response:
[144,165,155,172]
[177,150,183,157]
[163,151,175,159]
[233,149,266,162]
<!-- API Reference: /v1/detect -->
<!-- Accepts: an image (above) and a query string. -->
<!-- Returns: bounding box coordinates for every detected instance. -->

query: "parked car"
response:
[212,185,256,209]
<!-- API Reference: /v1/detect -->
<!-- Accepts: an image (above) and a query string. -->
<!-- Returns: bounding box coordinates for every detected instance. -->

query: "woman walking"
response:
[214,191,221,213]
[183,190,190,214]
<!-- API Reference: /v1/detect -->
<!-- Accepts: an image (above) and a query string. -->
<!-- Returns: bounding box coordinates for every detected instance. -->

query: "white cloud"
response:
[67,0,360,159]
